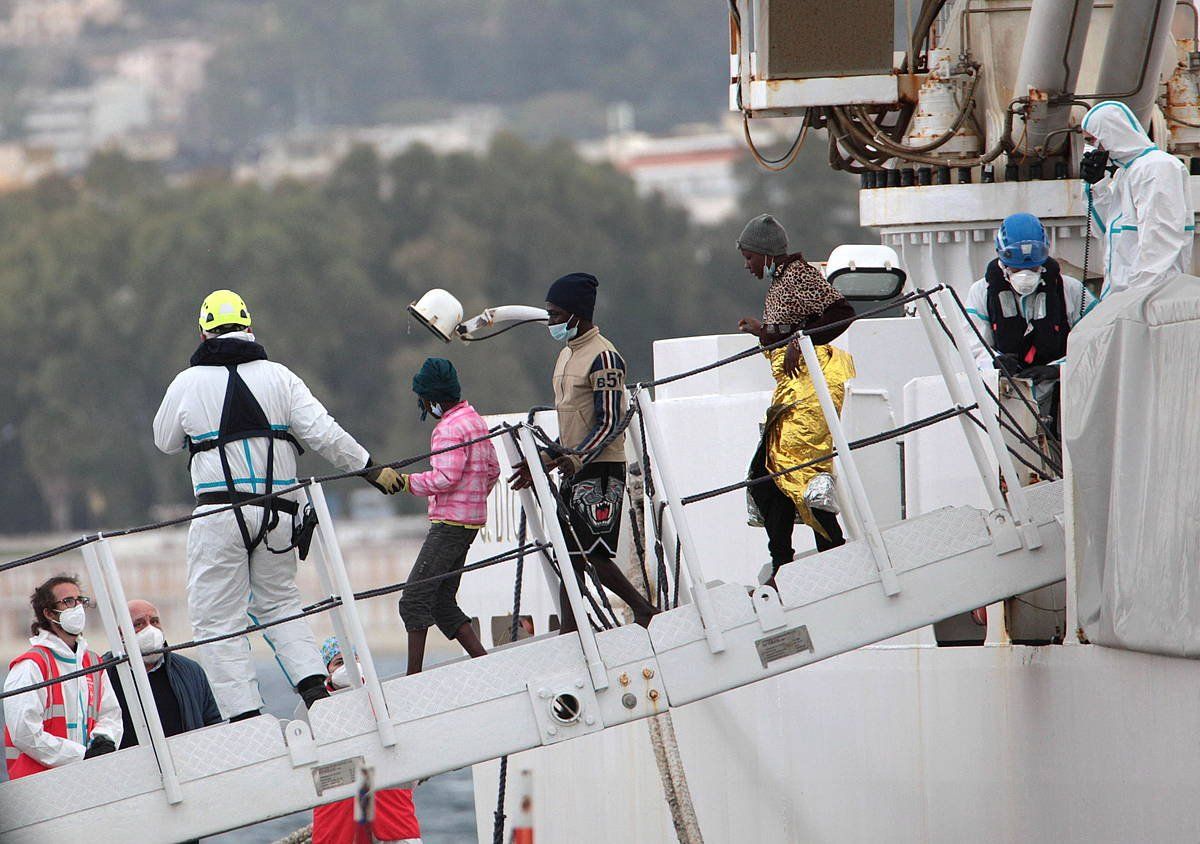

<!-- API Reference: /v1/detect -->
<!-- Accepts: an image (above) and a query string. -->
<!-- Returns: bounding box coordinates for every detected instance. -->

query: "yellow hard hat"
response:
[198,289,252,331]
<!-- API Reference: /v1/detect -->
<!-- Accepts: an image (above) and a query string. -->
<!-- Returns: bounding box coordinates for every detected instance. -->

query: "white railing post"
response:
[305,484,396,748]
[515,425,609,689]
[911,291,1014,518]
[831,456,864,541]
[304,534,363,692]
[93,538,184,805]
[798,337,902,597]
[633,389,726,653]
[81,541,152,751]
[498,429,563,618]
[934,287,1041,549]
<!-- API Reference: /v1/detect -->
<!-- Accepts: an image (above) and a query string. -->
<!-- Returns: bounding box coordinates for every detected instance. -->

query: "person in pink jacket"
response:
[398,358,500,674]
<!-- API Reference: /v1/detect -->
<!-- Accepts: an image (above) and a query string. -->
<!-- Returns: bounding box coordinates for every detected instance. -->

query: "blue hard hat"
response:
[995,213,1049,269]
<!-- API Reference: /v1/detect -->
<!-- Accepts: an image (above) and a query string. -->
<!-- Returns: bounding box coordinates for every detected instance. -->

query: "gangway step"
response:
[0,482,1065,843]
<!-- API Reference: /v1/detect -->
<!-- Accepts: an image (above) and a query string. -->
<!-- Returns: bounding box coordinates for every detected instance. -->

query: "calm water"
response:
[0,655,478,843]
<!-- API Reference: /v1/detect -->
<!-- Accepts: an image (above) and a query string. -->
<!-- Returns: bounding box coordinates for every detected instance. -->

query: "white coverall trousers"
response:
[187,502,324,718]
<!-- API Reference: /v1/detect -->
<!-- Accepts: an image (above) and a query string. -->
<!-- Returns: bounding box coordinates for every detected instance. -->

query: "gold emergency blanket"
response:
[761,344,856,537]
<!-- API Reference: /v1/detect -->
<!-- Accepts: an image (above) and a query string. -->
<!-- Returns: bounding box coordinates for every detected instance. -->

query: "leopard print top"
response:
[761,254,845,333]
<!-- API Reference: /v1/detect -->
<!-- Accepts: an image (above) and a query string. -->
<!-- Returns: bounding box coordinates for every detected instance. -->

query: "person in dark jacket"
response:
[105,599,222,749]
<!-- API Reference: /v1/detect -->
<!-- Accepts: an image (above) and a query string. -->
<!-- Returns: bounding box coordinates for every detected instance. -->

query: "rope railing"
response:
[933,286,1065,464]
[0,426,515,575]
[679,403,977,506]
[0,280,1061,705]
[0,287,947,577]
[0,539,548,701]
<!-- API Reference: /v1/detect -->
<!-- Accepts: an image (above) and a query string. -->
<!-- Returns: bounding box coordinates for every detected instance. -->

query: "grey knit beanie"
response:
[737,213,788,257]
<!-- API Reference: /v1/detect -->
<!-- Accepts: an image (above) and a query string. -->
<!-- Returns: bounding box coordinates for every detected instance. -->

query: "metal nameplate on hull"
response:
[312,756,363,796]
[755,626,814,667]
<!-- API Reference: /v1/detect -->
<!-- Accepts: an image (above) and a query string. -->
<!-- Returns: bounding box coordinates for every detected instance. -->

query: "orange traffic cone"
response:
[511,769,534,844]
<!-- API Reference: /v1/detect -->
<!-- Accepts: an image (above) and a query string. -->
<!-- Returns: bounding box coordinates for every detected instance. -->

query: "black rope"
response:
[0,287,940,577]
[639,288,937,390]
[626,465,655,605]
[0,540,547,701]
[636,406,674,610]
[679,404,976,506]
[461,318,546,342]
[0,426,514,575]
[936,286,1065,457]
[491,510,528,844]
[926,298,1064,478]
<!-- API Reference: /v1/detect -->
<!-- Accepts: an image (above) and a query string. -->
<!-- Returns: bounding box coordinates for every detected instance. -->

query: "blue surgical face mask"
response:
[418,398,443,422]
[549,317,578,343]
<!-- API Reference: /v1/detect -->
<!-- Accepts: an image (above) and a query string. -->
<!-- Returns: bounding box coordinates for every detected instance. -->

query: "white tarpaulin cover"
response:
[1065,274,1200,655]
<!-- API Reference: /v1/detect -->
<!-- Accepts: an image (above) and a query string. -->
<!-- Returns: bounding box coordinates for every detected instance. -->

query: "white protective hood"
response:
[1081,100,1154,166]
[1064,273,1200,655]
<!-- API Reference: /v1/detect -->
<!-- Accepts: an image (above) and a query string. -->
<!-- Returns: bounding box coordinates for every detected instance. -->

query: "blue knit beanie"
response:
[412,357,461,403]
[546,273,598,321]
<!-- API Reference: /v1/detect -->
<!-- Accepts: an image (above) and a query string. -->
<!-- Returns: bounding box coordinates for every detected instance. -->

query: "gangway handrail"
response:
[0,286,947,578]
[0,279,1064,704]
[799,334,900,596]
[0,539,550,701]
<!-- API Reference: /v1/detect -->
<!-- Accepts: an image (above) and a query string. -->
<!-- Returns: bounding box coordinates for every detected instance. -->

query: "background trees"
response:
[0,130,861,532]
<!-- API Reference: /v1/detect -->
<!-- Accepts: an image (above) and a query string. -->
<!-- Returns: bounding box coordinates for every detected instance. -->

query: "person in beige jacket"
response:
[510,273,658,633]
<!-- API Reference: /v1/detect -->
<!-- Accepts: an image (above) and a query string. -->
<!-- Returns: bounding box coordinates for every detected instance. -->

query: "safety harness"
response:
[984,257,1070,366]
[188,337,308,554]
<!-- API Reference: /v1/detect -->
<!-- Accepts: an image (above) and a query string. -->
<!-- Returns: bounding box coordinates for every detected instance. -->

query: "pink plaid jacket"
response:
[407,402,500,526]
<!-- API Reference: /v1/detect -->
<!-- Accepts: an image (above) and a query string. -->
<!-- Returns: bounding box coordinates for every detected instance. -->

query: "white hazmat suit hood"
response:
[1081,100,1194,298]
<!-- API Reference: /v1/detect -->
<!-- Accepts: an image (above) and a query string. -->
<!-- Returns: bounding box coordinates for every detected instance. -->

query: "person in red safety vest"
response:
[3,575,123,779]
[310,636,422,844]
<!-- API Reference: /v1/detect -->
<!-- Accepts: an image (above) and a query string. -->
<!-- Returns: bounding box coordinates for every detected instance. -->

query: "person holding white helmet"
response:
[1080,100,1194,298]
[964,212,1094,432]
[153,290,402,721]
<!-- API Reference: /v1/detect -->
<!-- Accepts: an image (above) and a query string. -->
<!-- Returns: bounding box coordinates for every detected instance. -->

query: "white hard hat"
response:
[408,288,464,343]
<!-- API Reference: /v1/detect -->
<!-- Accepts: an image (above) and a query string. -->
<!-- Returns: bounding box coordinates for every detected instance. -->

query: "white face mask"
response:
[56,604,86,636]
[136,624,166,667]
[429,402,444,419]
[1007,268,1042,296]
[330,665,352,689]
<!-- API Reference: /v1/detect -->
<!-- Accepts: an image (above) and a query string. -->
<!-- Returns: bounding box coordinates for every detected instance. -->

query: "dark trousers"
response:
[750,444,845,570]
[398,522,479,637]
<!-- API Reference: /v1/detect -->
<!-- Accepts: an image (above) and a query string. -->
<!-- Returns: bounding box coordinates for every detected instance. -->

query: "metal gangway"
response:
[0,285,1066,842]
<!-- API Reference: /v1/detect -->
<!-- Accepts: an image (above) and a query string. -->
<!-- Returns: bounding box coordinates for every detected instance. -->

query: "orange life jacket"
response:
[3,644,104,780]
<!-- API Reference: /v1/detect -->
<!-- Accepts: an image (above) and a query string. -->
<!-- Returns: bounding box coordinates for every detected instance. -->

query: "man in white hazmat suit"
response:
[1080,100,1194,298]
[154,290,402,721]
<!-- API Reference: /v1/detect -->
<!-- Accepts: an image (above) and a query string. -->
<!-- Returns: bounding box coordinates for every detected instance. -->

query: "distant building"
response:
[24,77,152,170]
[236,108,502,185]
[579,121,766,225]
[116,39,213,127]
[0,0,123,46]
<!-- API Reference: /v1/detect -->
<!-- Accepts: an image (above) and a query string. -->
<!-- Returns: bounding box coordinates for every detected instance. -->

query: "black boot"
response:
[296,674,330,709]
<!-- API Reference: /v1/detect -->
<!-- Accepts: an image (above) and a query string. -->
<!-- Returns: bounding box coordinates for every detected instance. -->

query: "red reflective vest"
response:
[312,788,420,843]
[3,645,104,780]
